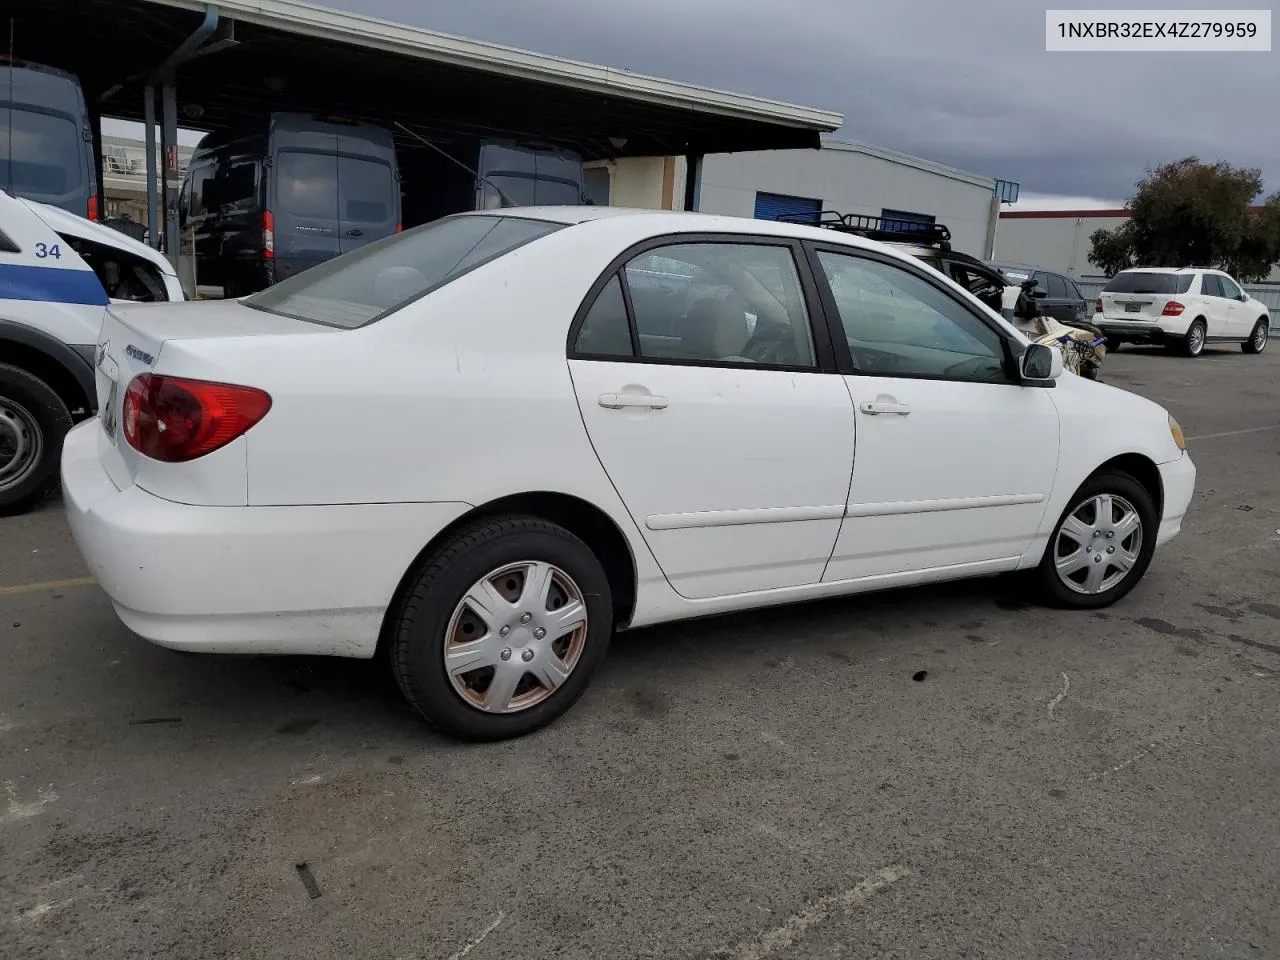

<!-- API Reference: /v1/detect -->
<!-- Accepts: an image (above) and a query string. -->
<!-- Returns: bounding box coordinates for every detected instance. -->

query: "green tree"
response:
[1089,157,1280,282]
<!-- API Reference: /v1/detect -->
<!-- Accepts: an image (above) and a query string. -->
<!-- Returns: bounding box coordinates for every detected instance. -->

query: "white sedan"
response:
[62,207,1196,741]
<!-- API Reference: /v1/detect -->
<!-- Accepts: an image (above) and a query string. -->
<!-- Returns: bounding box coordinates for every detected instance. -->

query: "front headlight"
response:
[1169,414,1186,452]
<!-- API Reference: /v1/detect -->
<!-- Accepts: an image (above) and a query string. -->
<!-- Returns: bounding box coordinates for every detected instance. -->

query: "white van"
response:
[0,189,183,514]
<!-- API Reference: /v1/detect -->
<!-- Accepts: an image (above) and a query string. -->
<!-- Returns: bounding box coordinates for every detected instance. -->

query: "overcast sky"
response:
[320,0,1278,206]
[108,0,1277,207]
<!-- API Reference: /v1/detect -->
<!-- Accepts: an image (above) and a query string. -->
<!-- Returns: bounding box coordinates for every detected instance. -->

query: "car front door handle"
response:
[598,393,669,410]
[860,400,911,416]
[346,228,364,238]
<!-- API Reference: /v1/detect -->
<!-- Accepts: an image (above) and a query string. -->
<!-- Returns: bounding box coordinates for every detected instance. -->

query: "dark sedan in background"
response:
[990,261,1091,325]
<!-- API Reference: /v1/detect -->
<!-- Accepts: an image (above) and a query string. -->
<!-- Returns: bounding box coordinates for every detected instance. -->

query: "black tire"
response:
[1035,470,1159,610]
[1242,318,1269,355]
[391,514,613,741]
[1105,337,1121,352]
[1180,319,1207,358]
[0,363,73,517]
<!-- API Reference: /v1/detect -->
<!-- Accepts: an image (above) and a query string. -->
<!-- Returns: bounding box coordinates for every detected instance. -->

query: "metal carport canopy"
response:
[9,0,843,159]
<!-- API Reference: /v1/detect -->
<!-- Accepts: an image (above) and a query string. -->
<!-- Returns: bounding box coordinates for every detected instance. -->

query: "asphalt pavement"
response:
[2,344,1279,960]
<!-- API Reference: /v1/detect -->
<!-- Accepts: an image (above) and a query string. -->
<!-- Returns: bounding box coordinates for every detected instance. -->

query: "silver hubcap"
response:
[0,398,43,493]
[443,561,589,714]
[1054,494,1143,595]
[1254,324,1268,350]
[1189,325,1205,353]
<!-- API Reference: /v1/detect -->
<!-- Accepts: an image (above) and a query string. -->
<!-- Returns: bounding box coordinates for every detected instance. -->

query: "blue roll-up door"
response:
[754,191,822,223]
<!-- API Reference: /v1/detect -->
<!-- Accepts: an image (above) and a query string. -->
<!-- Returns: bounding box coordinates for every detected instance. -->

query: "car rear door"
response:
[567,235,855,600]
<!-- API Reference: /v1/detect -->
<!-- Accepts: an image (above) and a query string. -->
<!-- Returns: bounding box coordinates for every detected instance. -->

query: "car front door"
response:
[567,237,855,600]
[807,245,1061,581]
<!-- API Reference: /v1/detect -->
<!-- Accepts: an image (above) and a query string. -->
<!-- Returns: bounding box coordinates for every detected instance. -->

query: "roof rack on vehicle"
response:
[773,211,953,250]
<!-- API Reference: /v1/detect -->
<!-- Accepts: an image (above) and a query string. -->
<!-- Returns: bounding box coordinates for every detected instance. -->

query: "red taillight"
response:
[122,374,272,463]
[395,222,403,233]
[87,195,100,222]
[1094,298,1103,314]
[262,210,275,260]
[1162,301,1185,316]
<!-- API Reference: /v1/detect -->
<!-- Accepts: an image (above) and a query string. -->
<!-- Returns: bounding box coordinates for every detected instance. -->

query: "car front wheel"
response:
[391,515,614,741]
[1036,471,1159,609]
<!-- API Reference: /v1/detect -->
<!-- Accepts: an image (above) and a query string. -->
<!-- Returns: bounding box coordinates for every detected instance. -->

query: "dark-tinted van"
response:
[399,137,587,227]
[182,112,401,297]
[0,60,100,220]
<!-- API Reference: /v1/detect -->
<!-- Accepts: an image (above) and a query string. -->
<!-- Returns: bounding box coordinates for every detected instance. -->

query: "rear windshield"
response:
[1103,271,1193,294]
[245,215,564,328]
[0,108,81,196]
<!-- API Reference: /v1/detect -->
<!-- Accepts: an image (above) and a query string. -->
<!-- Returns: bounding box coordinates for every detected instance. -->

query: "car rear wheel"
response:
[1179,319,1207,357]
[390,515,613,741]
[1243,319,1269,354]
[0,363,73,517]
[1035,471,1159,610]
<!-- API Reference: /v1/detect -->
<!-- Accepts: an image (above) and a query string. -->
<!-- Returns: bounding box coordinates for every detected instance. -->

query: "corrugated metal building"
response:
[995,208,1280,285]
[695,139,1003,257]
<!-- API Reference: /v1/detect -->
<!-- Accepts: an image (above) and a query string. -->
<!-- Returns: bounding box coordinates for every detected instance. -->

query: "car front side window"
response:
[1219,275,1244,300]
[815,250,1010,383]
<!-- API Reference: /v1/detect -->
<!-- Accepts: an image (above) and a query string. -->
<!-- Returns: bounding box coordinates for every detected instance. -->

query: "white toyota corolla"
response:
[62,207,1196,740]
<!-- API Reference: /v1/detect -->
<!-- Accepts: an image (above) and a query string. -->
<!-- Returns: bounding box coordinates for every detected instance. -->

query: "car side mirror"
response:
[1030,289,1047,299]
[1021,342,1063,383]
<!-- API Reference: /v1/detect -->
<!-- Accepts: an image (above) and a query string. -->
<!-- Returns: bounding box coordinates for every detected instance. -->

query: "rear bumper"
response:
[61,419,471,658]
[1156,453,1196,546]
[1096,316,1188,341]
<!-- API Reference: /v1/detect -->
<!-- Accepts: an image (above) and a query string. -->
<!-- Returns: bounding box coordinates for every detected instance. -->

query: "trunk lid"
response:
[93,299,329,492]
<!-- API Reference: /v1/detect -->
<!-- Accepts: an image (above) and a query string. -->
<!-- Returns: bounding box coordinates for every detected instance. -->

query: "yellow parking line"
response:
[0,577,98,597]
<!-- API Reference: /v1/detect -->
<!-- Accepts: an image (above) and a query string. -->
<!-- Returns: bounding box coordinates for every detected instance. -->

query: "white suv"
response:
[1095,267,1270,358]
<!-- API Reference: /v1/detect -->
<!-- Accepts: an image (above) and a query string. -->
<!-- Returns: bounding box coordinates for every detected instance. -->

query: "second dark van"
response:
[182,112,401,297]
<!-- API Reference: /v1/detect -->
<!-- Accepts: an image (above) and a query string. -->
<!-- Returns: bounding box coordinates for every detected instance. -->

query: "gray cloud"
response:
[325,0,1279,201]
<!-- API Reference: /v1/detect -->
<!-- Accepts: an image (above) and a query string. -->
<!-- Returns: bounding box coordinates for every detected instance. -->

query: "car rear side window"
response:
[574,275,633,357]
[1104,272,1192,294]
[1200,274,1223,297]
[245,215,564,328]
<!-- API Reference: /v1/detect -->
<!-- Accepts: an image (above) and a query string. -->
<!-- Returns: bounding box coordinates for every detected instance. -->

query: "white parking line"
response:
[1187,424,1280,442]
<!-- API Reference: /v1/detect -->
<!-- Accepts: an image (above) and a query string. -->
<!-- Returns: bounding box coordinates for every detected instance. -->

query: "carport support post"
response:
[144,85,159,250]
[683,153,703,212]
[160,77,180,263]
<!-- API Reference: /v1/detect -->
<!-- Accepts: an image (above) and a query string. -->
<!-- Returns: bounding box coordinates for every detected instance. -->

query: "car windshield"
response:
[1103,271,1191,294]
[245,215,565,328]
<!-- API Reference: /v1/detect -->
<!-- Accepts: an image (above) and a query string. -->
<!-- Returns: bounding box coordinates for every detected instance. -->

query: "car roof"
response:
[1119,266,1201,274]
[453,206,928,255]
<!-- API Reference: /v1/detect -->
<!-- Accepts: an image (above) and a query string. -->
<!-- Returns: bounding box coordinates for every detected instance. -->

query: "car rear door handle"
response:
[346,228,364,237]
[860,400,910,416]
[598,393,669,410]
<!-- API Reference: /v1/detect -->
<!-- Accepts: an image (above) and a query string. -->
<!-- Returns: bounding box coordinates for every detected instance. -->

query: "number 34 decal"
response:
[34,243,62,260]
